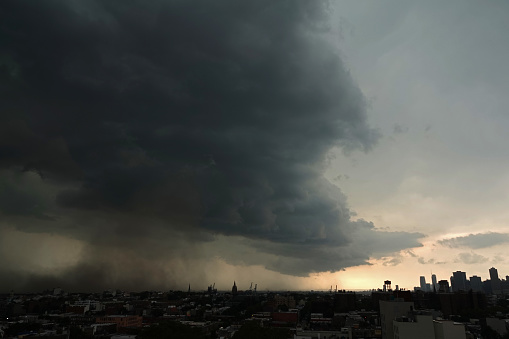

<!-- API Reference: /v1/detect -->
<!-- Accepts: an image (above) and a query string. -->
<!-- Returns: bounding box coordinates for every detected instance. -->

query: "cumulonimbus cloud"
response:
[0,0,423,290]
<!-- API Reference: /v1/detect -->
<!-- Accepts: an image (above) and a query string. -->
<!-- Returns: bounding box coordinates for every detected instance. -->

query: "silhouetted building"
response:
[207,283,217,294]
[469,275,483,292]
[431,274,438,292]
[489,267,499,280]
[232,281,237,295]
[333,292,356,313]
[371,290,412,312]
[489,267,501,294]
[379,300,414,339]
[451,271,467,292]
[437,291,487,317]
[502,278,509,294]
[482,279,492,294]
[438,280,450,293]
[420,276,427,292]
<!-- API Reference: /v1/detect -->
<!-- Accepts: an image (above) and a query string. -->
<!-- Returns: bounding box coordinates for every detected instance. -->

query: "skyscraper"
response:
[470,276,483,292]
[452,271,467,292]
[489,267,499,280]
[420,276,427,292]
[490,267,501,294]
[438,280,450,293]
[431,274,438,292]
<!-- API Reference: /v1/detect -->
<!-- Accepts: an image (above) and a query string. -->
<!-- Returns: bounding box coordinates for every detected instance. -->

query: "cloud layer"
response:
[0,0,423,291]
[438,232,509,249]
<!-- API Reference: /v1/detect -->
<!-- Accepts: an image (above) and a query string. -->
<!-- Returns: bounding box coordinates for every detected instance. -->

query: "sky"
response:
[1,0,508,292]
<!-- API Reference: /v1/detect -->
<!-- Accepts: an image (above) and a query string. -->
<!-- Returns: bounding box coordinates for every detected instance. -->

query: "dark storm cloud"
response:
[214,219,423,276]
[438,232,509,249]
[0,0,422,288]
[0,170,53,219]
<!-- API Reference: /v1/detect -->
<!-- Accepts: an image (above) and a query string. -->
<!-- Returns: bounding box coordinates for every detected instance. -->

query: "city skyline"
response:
[2,0,509,293]
[3,265,507,294]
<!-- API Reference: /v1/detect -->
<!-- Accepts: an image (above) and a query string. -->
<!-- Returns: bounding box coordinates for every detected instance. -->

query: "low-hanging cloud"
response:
[454,252,488,265]
[417,257,446,265]
[0,0,423,291]
[438,232,509,249]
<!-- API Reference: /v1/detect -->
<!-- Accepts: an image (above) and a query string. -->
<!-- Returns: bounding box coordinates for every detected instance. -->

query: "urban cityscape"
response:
[2,265,509,338]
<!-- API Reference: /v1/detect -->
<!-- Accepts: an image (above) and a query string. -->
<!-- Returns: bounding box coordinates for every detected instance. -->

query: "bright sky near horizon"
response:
[327,0,509,290]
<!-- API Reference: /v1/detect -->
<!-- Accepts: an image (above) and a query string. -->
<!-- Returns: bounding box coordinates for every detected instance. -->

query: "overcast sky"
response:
[1,0,508,292]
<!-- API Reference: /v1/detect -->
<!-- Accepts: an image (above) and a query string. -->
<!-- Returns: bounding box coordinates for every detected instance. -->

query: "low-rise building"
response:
[96,315,142,328]
[393,314,434,339]
[433,320,466,339]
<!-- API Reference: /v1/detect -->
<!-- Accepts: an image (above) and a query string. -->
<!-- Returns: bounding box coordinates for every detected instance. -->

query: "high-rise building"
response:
[432,274,438,292]
[420,276,427,292]
[452,271,467,292]
[490,267,501,294]
[438,280,450,293]
[470,276,483,292]
[489,267,499,280]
